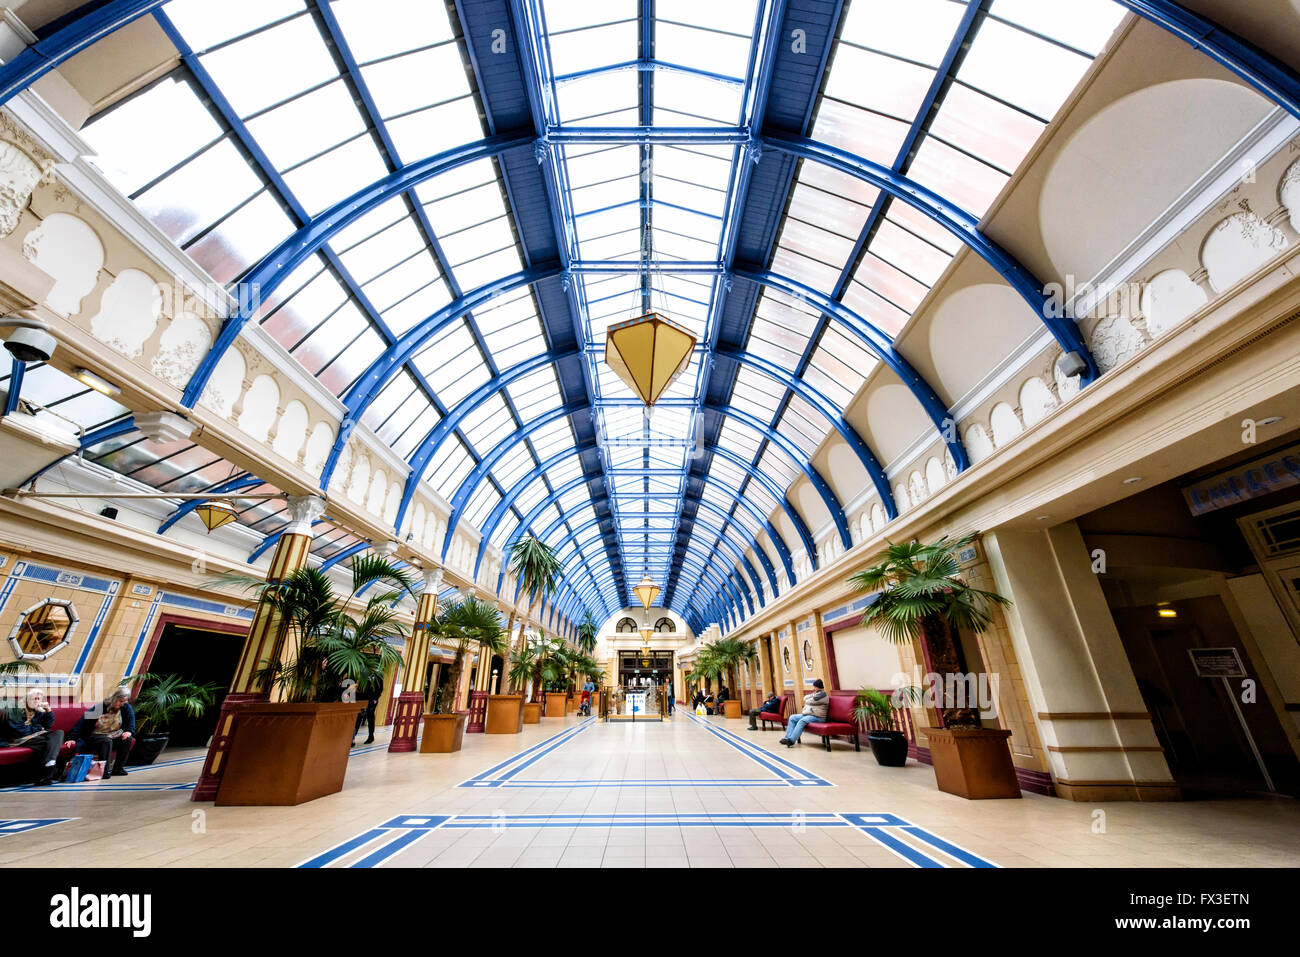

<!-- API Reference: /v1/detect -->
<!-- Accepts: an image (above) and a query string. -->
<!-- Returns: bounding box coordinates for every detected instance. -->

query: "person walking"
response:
[779,679,829,747]
[353,678,381,745]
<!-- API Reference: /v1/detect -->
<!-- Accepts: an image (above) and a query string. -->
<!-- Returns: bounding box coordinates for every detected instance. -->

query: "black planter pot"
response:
[127,733,169,766]
[867,730,909,767]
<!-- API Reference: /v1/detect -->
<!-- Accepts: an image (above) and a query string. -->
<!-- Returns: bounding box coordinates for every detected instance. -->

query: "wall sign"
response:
[1188,647,1247,678]
[1181,443,1300,515]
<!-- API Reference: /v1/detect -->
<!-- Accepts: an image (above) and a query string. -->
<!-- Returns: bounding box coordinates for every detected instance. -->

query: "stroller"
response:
[577,689,593,717]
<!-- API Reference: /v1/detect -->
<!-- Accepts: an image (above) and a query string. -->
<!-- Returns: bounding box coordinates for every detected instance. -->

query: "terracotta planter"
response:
[215,701,356,807]
[419,712,468,753]
[485,695,524,734]
[522,701,542,723]
[543,691,568,717]
[723,699,743,719]
[924,727,1021,799]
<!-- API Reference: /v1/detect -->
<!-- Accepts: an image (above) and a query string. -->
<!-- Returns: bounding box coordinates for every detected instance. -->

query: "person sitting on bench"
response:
[780,679,829,747]
[74,687,135,779]
[2,689,64,786]
[748,690,781,730]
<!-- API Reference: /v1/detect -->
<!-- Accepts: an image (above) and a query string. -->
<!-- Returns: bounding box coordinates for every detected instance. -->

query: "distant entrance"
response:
[617,649,673,690]
[138,618,245,748]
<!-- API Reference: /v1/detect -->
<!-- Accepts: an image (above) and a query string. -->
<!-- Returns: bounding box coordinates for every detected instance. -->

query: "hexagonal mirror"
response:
[8,598,78,661]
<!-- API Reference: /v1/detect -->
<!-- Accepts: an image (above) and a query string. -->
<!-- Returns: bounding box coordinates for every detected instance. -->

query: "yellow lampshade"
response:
[633,574,660,610]
[605,312,696,406]
[194,500,238,533]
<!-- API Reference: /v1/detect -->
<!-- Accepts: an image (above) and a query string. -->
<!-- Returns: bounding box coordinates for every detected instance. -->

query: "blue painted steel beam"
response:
[714,343,899,514]
[498,474,592,596]
[472,447,586,578]
[0,0,165,106]
[730,270,967,472]
[441,402,584,558]
[180,133,534,407]
[705,403,849,550]
[4,360,24,415]
[392,349,579,514]
[326,264,563,493]
[157,474,264,534]
[761,131,1097,383]
[20,415,136,487]
[709,445,816,572]
[1113,0,1300,122]
[320,541,369,572]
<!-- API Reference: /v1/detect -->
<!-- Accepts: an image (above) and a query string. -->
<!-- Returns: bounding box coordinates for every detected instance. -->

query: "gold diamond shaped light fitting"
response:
[604,312,696,406]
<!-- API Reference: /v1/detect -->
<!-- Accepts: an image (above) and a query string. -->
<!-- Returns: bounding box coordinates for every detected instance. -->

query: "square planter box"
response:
[522,701,542,723]
[215,701,356,807]
[543,692,568,718]
[420,712,468,753]
[723,699,743,719]
[924,727,1022,799]
[485,694,524,734]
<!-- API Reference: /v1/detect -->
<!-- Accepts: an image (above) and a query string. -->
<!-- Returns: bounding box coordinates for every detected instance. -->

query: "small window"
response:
[654,617,674,633]
[616,617,638,633]
[8,599,78,661]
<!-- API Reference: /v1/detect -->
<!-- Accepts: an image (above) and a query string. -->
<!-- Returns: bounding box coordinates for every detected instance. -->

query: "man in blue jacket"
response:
[1,689,64,785]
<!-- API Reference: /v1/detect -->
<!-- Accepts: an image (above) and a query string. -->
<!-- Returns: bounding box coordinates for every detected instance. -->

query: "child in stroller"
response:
[578,679,596,717]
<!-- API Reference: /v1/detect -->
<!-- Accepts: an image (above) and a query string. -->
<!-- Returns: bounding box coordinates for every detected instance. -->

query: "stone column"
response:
[193,494,325,801]
[780,624,802,709]
[984,523,1178,801]
[389,568,442,753]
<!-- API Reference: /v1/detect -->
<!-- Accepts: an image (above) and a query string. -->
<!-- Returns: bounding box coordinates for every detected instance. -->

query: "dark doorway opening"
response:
[140,620,244,748]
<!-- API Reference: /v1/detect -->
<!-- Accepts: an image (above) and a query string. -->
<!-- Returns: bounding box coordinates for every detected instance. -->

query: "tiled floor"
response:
[2,714,1297,868]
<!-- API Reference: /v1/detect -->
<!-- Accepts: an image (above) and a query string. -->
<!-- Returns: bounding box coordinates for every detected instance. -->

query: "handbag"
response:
[85,759,106,782]
[63,754,92,783]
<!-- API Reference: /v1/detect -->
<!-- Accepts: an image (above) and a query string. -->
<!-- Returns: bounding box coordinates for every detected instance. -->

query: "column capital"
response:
[285,494,327,535]
[423,567,444,592]
[376,540,399,559]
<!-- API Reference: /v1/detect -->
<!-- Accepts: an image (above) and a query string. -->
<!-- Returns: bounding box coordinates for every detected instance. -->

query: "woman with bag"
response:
[73,687,135,780]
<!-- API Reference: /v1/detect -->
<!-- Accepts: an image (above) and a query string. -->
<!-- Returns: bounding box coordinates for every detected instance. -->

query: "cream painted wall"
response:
[829,624,904,691]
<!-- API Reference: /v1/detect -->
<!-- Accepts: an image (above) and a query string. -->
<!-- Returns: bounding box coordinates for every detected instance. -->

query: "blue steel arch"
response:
[156,474,264,534]
[472,447,588,579]
[553,506,769,608]
[5,4,1300,415]
[708,444,818,572]
[759,132,1099,383]
[703,402,851,551]
[713,344,899,514]
[388,349,580,508]
[440,401,584,559]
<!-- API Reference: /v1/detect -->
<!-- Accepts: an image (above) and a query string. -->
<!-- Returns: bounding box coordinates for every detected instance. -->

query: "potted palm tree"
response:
[210,554,414,805]
[508,533,560,703]
[712,638,756,718]
[853,686,920,767]
[126,673,222,765]
[422,596,505,751]
[539,639,572,717]
[508,642,542,723]
[849,534,1019,799]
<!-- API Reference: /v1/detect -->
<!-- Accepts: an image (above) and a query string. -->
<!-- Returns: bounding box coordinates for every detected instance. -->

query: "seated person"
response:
[748,690,782,730]
[1,689,64,786]
[779,679,829,747]
[74,687,135,779]
[703,692,716,715]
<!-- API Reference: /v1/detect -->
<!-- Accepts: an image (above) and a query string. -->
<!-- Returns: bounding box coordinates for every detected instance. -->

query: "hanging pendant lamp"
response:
[194,500,238,533]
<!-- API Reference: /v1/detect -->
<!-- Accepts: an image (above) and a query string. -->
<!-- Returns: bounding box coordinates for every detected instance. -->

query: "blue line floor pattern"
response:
[301,712,998,868]
[460,712,830,788]
[0,818,75,837]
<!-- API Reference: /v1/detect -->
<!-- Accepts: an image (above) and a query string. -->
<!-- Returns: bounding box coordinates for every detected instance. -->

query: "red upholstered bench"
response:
[0,705,82,771]
[759,692,791,731]
[803,691,860,752]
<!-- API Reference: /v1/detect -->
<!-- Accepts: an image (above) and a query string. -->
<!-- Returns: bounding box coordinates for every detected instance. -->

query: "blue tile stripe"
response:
[0,817,75,835]
[679,711,830,786]
[300,810,999,868]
